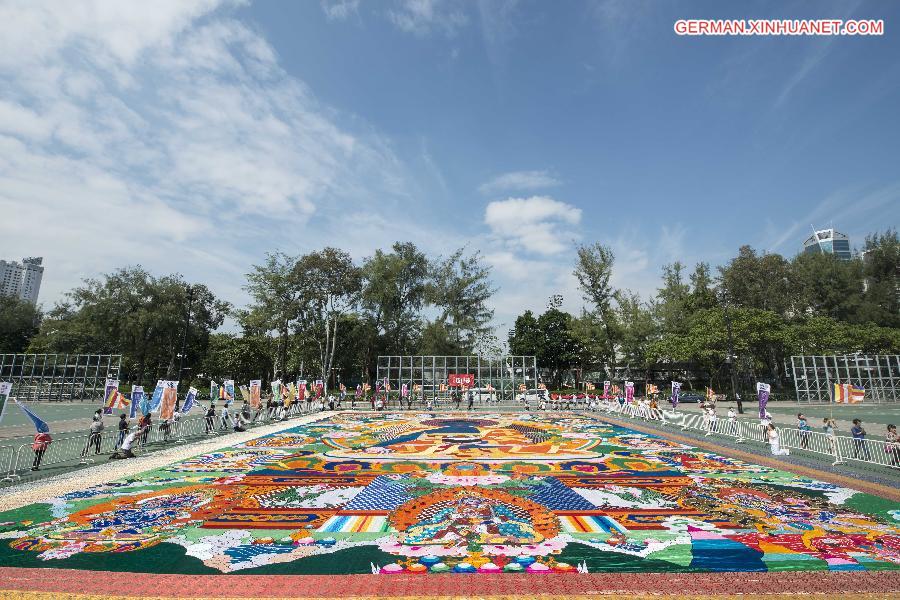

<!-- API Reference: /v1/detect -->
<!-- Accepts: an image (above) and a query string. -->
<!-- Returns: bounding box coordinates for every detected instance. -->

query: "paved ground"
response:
[669,400,900,436]
[596,412,899,499]
[0,401,130,443]
[0,569,898,598]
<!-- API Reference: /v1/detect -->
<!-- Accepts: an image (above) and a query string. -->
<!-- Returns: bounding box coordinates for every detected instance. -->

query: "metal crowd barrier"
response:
[600,400,900,471]
[0,401,324,484]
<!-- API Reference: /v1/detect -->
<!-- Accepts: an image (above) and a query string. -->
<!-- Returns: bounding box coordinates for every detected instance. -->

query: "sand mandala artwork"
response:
[1,412,899,575]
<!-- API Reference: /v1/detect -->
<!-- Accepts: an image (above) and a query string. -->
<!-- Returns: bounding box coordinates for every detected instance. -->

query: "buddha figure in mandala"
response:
[401,493,543,547]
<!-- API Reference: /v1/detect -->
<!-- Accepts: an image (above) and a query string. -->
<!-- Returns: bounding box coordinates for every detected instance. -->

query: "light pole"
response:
[177,285,195,387]
[721,287,743,414]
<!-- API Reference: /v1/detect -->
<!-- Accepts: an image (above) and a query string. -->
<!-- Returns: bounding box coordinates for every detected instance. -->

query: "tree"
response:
[859,230,900,328]
[0,295,42,353]
[361,242,429,368]
[201,333,274,386]
[654,262,691,336]
[791,251,863,322]
[244,253,305,377]
[294,248,362,390]
[536,308,580,388]
[614,291,656,369]
[687,262,718,313]
[427,248,495,353]
[29,267,229,387]
[719,246,795,316]
[508,310,540,356]
[573,243,618,370]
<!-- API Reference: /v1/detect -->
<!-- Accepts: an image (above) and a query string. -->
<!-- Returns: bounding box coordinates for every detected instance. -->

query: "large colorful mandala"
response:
[0,411,898,575]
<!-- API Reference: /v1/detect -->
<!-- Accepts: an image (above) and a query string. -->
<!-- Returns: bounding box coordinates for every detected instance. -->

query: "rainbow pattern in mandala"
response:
[1,412,898,575]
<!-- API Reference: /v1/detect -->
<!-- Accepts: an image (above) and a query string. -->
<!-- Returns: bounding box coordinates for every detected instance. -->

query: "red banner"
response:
[447,373,475,388]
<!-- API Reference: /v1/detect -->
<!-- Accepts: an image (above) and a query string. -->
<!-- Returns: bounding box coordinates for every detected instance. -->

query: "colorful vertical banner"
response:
[670,381,682,408]
[315,380,324,399]
[0,382,11,428]
[287,382,297,407]
[102,379,120,414]
[149,380,164,412]
[298,380,307,402]
[105,389,128,413]
[271,380,282,405]
[210,381,220,404]
[224,380,235,402]
[756,382,770,419]
[401,383,409,398]
[355,384,362,398]
[249,380,261,409]
[239,385,250,403]
[603,381,611,399]
[139,388,152,416]
[182,387,198,413]
[129,386,144,419]
[625,381,634,402]
[159,380,179,420]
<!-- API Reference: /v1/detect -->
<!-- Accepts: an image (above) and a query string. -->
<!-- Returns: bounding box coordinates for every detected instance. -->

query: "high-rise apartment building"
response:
[0,257,44,304]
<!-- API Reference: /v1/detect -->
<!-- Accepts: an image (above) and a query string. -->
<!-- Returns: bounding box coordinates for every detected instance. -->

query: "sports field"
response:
[0,411,897,578]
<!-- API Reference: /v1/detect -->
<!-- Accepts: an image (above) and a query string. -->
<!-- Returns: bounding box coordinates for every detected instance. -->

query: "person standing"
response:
[31,431,52,470]
[205,403,216,434]
[467,390,474,411]
[116,414,129,448]
[796,413,810,449]
[220,401,232,430]
[886,424,899,468]
[82,411,104,457]
[823,418,840,462]
[850,419,871,460]
[138,413,152,445]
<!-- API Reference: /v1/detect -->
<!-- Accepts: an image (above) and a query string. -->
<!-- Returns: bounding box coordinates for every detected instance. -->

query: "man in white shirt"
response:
[110,428,138,459]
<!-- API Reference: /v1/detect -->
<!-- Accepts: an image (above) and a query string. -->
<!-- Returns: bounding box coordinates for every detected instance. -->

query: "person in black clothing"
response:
[467,390,475,411]
[205,403,216,433]
[116,414,129,448]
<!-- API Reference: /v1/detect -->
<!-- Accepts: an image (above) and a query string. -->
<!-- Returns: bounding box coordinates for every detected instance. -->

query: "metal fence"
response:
[0,354,122,401]
[376,355,539,404]
[602,398,900,471]
[790,354,900,403]
[0,400,320,485]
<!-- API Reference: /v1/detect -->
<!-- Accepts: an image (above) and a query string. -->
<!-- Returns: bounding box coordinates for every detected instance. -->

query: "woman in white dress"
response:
[766,423,790,456]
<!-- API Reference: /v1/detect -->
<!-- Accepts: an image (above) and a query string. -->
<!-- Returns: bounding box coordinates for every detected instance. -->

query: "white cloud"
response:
[0,0,411,309]
[478,170,561,195]
[321,0,360,22]
[388,0,468,37]
[484,196,581,256]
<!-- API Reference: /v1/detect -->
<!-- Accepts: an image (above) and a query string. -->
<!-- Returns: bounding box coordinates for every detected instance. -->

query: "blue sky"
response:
[1,0,898,337]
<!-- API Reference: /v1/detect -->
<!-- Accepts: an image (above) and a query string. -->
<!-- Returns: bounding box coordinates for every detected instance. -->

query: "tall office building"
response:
[802,228,852,260]
[0,257,44,304]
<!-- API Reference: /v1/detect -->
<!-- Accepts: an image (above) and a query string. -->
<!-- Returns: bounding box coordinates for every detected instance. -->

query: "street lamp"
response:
[177,285,195,386]
[720,286,743,414]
